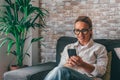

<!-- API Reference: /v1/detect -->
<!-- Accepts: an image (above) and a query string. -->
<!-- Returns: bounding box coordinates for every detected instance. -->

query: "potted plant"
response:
[0,0,48,68]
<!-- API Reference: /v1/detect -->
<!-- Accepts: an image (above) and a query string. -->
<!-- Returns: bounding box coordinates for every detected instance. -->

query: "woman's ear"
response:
[90,30,93,38]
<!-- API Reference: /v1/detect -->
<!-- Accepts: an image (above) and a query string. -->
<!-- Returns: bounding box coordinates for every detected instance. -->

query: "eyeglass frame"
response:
[73,28,92,35]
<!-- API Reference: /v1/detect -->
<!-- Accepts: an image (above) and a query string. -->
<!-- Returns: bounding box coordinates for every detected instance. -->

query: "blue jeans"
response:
[44,66,93,80]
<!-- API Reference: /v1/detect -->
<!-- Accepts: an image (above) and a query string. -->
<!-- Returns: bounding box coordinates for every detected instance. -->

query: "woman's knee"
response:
[54,66,69,72]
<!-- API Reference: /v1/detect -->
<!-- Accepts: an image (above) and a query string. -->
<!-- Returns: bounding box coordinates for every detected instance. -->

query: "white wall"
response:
[0,1,7,80]
[0,0,40,79]
[0,47,15,80]
[23,0,40,66]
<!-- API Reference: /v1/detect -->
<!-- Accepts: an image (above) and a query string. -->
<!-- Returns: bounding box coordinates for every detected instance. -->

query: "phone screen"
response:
[68,49,77,57]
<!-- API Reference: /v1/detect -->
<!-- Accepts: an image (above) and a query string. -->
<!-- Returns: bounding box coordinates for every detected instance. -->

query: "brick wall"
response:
[40,0,120,62]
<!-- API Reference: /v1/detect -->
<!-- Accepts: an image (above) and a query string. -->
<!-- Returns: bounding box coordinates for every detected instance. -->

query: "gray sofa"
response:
[3,36,120,80]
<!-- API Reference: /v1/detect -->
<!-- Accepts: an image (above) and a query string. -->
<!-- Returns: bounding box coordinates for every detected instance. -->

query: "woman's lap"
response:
[44,66,93,80]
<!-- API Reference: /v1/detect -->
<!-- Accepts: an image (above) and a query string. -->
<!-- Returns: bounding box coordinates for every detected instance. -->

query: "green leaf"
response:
[31,37,43,43]
[0,38,11,48]
[7,40,15,54]
[0,38,5,41]
[25,52,30,57]
[11,51,17,56]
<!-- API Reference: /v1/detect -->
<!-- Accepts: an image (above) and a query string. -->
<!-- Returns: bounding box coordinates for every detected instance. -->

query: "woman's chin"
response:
[78,39,85,43]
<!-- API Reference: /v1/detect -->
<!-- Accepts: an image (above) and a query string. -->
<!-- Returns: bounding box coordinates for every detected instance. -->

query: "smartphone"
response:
[68,49,77,57]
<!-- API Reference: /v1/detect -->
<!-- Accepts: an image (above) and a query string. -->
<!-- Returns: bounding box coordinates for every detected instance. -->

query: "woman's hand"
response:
[64,56,84,68]
[64,56,95,73]
[70,56,84,66]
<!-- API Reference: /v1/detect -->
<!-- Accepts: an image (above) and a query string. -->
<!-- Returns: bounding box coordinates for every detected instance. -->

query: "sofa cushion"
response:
[114,48,120,59]
[4,62,56,80]
[102,51,112,80]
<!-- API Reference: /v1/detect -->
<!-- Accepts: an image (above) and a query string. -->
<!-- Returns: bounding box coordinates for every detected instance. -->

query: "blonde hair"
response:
[75,16,92,29]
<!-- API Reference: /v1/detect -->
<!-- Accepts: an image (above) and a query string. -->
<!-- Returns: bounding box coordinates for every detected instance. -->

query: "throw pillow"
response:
[114,48,120,59]
[102,51,112,80]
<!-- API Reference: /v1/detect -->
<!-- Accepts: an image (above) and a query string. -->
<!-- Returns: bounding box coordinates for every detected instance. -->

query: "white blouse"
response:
[59,39,108,80]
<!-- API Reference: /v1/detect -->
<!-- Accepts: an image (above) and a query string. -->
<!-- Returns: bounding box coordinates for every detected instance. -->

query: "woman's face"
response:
[74,21,92,45]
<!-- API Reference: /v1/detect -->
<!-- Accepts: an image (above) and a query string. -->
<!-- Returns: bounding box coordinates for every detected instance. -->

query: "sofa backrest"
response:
[56,36,120,80]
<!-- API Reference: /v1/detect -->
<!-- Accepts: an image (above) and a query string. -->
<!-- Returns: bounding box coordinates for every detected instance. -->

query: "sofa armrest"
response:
[3,62,57,80]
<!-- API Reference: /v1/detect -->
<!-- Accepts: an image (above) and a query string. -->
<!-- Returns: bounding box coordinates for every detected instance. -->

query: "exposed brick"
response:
[39,0,120,62]
[116,0,120,3]
[99,0,109,4]
[71,1,79,5]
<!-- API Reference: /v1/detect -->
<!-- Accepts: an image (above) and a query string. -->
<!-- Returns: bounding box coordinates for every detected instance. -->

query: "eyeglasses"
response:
[73,28,91,35]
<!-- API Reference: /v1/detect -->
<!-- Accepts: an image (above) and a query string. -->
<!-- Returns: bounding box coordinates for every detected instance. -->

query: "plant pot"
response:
[9,65,28,71]
[10,65,19,71]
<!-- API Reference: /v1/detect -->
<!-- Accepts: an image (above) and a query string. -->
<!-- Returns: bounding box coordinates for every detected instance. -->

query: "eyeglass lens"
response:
[73,29,89,35]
